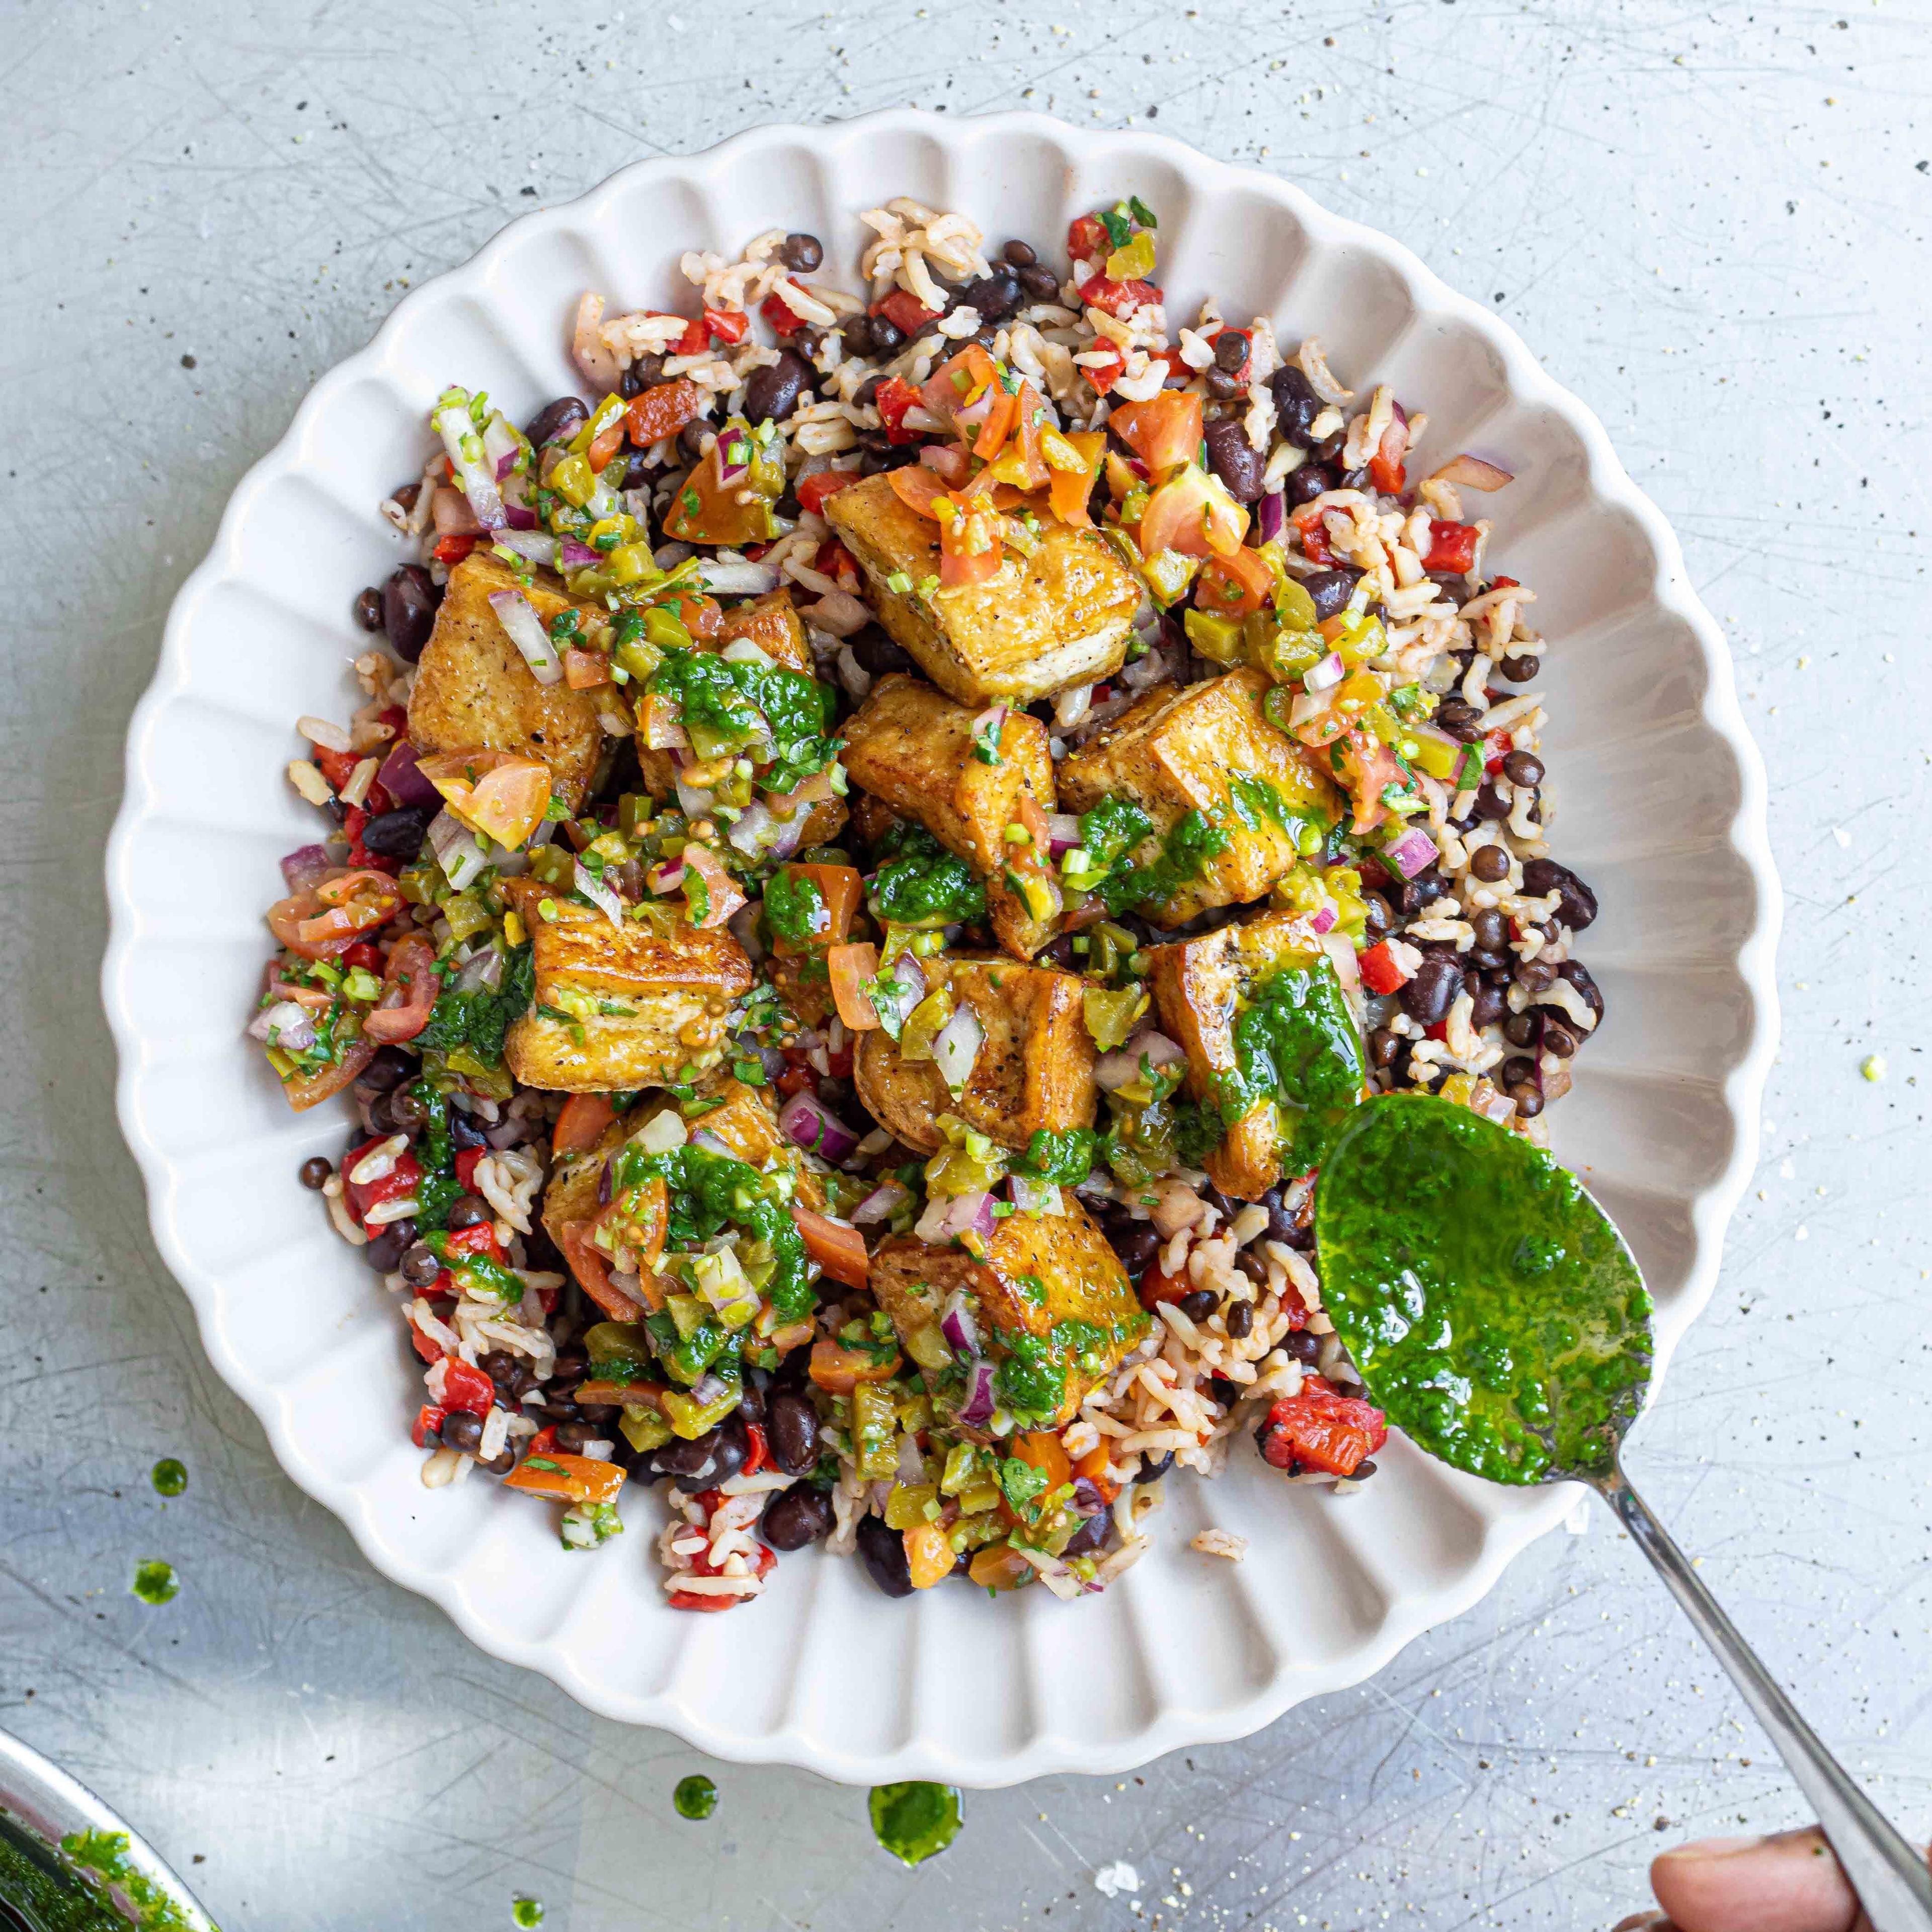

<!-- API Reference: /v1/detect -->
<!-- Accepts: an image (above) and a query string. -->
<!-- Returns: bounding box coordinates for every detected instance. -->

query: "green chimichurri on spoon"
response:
[1314,1093,1932,1932]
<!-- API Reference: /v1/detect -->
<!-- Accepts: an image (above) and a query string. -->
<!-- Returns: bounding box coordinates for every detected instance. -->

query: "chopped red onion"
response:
[690,1130,733,1158]
[1432,453,1514,492]
[375,741,440,812]
[968,704,1007,754]
[714,436,751,489]
[699,557,780,596]
[501,502,538,531]
[957,1359,998,1428]
[279,844,334,893]
[727,898,765,962]
[931,1004,984,1092]
[575,858,625,927]
[431,394,506,531]
[454,946,505,993]
[1256,488,1286,545]
[1045,812,1082,856]
[247,1001,316,1051]
[558,538,601,571]
[489,589,564,687]
[431,486,482,537]
[1385,827,1439,880]
[778,1091,860,1163]
[1096,1029,1184,1093]
[1309,904,1338,936]
[1289,686,1333,729]
[938,1288,980,1359]
[675,773,716,819]
[1303,652,1346,692]
[491,528,559,567]
[851,1180,911,1227]
[428,811,488,890]
[646,855,686,895]
[1009,1174,1063,1216]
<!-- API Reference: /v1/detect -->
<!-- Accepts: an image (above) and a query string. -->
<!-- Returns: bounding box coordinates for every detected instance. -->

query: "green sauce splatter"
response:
[150,1459,188,1498]
[1315,1094,1654,1485]
[51,1826,207,1930]
[511,1899,544,1927]
[868,1782,962,1867]
[131,1560,178,1605]
[673,1774,717,1821]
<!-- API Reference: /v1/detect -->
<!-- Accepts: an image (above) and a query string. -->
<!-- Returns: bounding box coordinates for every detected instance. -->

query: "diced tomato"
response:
[1067,213,1108,262]
[769,862,863,953]
[1423,520,1481,573]
[309,743,360,792]
[1195,543,1274,617]
[814,539,859,589]
[808,1335,900,1395]
[1108,392,1203,475]
[432,532,478,566]
[411,1405,446,1448]
[797,469,861,516]
[886,463,950,521]
[1012,1430,1072,1494]
[1139,465,1248,560]
[827,940,882,1032]
[1291,500,1335,566]
[1357,940,1412,996]
[453,1146,485,1193]
[1259,1378,1387,1478]
[904,1521,955,1589]
[1046,429,1106,528]
[362,932,439,1045]
[793,1207,871,1292]
[525,1426,557,1458]
[1078,274,1160,318]
[1138,1263,1189,1310]
[1073,1441,1120,1505]
[1370,410,1411,496]
[341,940,384,975]
[1483,730,1513,776]
[1083,341,1125,395]
[441,1358,495,1418]
[871,287,942,337]
[775,1063,815,1100]
[873,376,924,444]
[553,1092,618,1154]
[564,646,611,689]
[623,376,702,449]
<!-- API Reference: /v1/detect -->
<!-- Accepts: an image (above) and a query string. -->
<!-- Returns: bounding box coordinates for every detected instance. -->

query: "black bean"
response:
[852,626,913,677]
[507,1364,541,1400]
[779,231,823,273]
[548,1347,588,1389]
[1062,1512,1111,1559]
[1176,1289,1218,1323]
[1541,1018,1580,1058]
[550,1421,602,1451]
[400,1240,442,1287]
[1517,957,1560,995]
[1283,1330,1322,1364]
[1521,858,1598,932]
[478,1350,517,1386]
[856,1513,914,1598]
[1400,955,1463,1027]
[447,1107,489,1152]
[363,1221,415,1273]
[439,1410,484,1453]
[1397,872,1447,918]
[299,1156,332,1190]
[538,1398,581,1425]
[575,1402,620,1427]
[1202,1182,1240,1223]
[381,565,440,664]
[743,350,814,425]
[764,1390,821,1476]
[1360,891,1393,942]
[1501,1055,1538,1090]
[1470,908,1509,954]
[1352,1460,1379,1480]
[1225,1299,1256,1339]
[359,806,434,860]
[1555,958,1605,1026]
[353,587,384,632]
[957,271,1021,322]
[663,1417,749,1488]
[1002,238,1038,267]
[1139,1451,1175,1483]
[867,315,905,354]
[1107,1223,1161,1278]
[1510,1085,1545,1119]
[1338,465,1373,493]
[480,1446,517,1477]
[1468,980,1507,1030]
[1202,419,1265,505]
[1434,698,1486,744]
[446,1195,491,1231]
[1261,1186,1299,1245]
[1235,1251,1270,1287]
[1503,750,1544,788]
[1302,568,1362,621]
[1199,368,1241,401]
[1015,264,1059,303]
[357,1045,416,1096]
[840,314,874,359]
[677,422,711,467]
[1269,365,1323,448]
[764,1483,834,1551]
[1500,652,1540,683]
[1472,782,1511,822]
[1469,844,1511,884]
[1367,1026,1403,1070]
[1285,462,1333,507]
[525,396,589,448]
[1214,331,1249,373]
[1312,427,1348,465]
[1503,1010,1542,1049]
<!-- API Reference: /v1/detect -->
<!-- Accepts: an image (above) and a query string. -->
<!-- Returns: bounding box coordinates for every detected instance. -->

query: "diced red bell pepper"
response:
[760,290,803,336]
[432,533,478,567]
[774,1063,815,1099]
[1083,342,1125,396]
[454,1147,485,1193]
[341,940,384,975]
[1078,274,1160,318]
[1291,500,1335,567]
[873,376,924,444]
[1483,730,1514,776]
[1066,213,1108,262]
[814,539,859,588]
[440,1358,495,1418]
[412,1404,446,1448]
[525,1425,557,1458]
[1491,575,1519,591]
[797,469,860,516]
[344,1142,422,1225]
[704,306,749,344]
[871,287,942,338]
[1423,520,1480,573]
[669,1541,776,1613]
[442,1218,503,1264]
[1259,1377,1387,1478]
[1357,940,1413,996]
[742,1423,770,1480]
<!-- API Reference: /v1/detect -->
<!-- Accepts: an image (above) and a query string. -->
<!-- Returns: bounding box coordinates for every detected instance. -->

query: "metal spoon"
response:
[1314,1094,1932,1932]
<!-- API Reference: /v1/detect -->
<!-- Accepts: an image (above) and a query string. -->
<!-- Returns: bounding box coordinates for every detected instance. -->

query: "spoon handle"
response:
[1600,1459,1932,1930]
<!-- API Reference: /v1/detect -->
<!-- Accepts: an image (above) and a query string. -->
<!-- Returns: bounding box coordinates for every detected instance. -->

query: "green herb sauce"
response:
[1017,1128,1095,1187]
[867,822,986,928]
[1215,952,1364,1172]
[991,1314,1145,1421]
[1076,795,1153,872]
[149,1459,187,1498]
[1096,807,1228,915]
[511,1897,545,1926]
[762,868,827,947]
[130,1561,178,1606]
[1315,1095,1654,1484]
[650,647,837,788]
[868,1782,962,1868]
[417,942,535,1072]
[673,1774,718,1821]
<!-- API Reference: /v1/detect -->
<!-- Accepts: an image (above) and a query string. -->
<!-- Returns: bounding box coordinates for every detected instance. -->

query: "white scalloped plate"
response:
[102,112,1780,1787]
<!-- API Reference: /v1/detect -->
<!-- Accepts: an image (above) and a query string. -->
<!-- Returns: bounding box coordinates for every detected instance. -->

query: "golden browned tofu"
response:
[409,552,609,813]
[1058,667,1344,926]
[852,955,1096,1155]
[824,473,1140,706]
[541,1107,634,1249]
[678,1074,827,1211]
[499,880,752,1092]
[715,586,813,674]
[841,673,1057,958]
[869,1199,1146,1423]
[1149,910,1364,1200]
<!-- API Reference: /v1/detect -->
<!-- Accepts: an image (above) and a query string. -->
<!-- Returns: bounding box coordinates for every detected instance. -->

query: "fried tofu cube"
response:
[499,879,752,1092]
[841,672,1058,958]
[868,1199,1146,1424]
[1058,667,1343,926]
[408,552,611,813]
[852,954,1097,1155]
[714,585,814,674]
[824,473,1141,706]
[1149,910,1364,1200]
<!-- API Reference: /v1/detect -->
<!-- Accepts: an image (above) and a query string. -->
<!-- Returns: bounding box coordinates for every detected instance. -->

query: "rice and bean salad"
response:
[260,195,1603,1609]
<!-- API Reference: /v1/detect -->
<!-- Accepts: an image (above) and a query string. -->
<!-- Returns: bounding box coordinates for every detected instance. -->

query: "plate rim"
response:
[101,107,1783,1786]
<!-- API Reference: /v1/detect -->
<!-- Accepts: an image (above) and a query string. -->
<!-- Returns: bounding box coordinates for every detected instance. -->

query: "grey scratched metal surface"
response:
[3,2,1929,1927]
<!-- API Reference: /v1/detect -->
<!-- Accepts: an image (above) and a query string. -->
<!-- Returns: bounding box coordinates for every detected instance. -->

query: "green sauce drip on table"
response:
[149,1460,187,1499]
[672,1775,718,1821]
[1315,1094,1654,1485]
[511,1897,544,1926]
[868,1782,962,1867]
[130,1561,178,1606]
